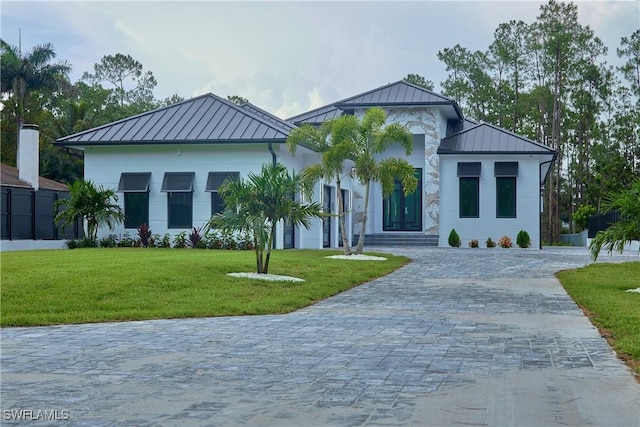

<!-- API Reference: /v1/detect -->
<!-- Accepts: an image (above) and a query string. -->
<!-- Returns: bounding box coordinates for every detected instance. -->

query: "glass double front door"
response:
[383,169,422,232]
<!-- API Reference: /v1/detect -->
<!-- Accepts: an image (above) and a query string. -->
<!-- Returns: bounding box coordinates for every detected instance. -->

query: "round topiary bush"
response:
[448,229,461,247]
[516,230,531,248]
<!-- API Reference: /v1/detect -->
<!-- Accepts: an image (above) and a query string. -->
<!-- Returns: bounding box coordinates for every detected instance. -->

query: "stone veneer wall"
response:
[385,107,442,234]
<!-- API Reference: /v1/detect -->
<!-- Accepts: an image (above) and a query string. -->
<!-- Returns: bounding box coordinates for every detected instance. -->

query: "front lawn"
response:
[556,262,640,378]
[0,249,408,327]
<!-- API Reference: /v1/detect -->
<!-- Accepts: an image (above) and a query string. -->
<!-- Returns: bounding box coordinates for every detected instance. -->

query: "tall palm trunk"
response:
[355,180,371,254]
[336,178,351,255]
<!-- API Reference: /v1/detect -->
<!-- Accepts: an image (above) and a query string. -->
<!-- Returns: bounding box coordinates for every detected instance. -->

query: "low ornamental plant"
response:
[468,239,479,248]
[485,237,496,248]
[498,236,512,248]
[137,223,152,247]
[188,227,205,249]
[448,229,461,247]
[516,230,531,248]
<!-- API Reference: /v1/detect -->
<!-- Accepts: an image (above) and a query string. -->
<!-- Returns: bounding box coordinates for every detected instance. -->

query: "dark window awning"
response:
[457,162,481,177]
[205,172,240,192]
[495,162,519,177]
[118,172,151,192]
[161,172,195,192]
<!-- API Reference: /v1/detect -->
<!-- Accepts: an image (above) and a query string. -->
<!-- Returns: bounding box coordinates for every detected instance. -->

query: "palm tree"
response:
[205,163,323,274]
[54,179,125,241]
[1,39,71,147]
[352,107,417,254]
[287,115,358,254]
[589,179,640,260]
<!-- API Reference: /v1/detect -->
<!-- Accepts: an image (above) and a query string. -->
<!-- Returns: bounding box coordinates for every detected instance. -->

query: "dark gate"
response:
[1,187,79,240]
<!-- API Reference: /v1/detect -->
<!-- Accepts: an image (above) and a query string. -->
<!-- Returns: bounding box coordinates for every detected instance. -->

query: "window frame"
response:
[205,172,239,216]
[117,172,151,229]
[457,162,481,219]
[161,172,195,229]
[494,162,518,219]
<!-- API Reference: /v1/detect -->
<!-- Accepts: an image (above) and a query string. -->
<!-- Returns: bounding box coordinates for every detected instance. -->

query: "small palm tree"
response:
[287,115,358,254]
[54,179,125,241]
[205,163,323,274]
[352,107,417,254]
[589,179,640,260]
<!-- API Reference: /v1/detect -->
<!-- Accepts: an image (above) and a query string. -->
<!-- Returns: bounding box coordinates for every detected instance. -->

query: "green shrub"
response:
[159,233,172,248]
[173,231,187,248]
[485,237,496,248]
[118,232,135,247]
[99,234,118,248]
[516,230,531,248]
[573,204,596,232]
[448,229,461,247]
[66,239,79,249]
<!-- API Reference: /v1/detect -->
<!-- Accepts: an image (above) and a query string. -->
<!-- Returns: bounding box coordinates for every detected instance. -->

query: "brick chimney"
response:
[18,124,40,191]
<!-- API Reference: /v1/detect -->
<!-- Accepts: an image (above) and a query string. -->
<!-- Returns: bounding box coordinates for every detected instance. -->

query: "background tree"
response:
[205,164,322,274]
[54,179,125,241]
[403,74,434,91]
[287,115,358,254]
[352,107,417,254]
[227,95,249,105]
[82,53,157,114]
[0,39,70,165]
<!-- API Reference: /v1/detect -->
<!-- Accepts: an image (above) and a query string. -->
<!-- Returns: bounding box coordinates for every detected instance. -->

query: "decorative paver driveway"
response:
[1,247,639,426]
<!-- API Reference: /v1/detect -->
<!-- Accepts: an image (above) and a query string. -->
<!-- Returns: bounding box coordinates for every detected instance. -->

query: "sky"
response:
[2,1,638,119]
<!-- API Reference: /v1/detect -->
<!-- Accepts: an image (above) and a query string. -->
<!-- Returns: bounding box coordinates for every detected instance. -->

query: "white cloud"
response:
[2,0,637,118]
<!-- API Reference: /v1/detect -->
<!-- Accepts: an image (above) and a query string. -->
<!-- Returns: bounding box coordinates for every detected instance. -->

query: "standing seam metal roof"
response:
[335,80,456,106]
[287,81,463,125]
[55,94,293,146]
[438,122,556,155]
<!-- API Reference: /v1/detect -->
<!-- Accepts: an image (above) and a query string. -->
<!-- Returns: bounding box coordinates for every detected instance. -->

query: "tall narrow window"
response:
[458,162,481,218]
[495,162,518,218]
[118,172,151,228]
[161,172,195,228]
[205,172,239,215]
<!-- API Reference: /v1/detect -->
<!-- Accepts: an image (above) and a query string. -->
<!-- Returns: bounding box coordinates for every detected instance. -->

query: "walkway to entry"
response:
[2,247,638,425]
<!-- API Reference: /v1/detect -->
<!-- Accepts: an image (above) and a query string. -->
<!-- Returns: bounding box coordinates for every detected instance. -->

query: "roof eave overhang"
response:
[437,150,557,156]
[335,102,463,120]
[54,138,289,147]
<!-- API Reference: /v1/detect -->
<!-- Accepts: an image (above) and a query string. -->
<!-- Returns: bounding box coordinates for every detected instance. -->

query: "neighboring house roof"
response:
[438,122,557,156]
[55,94,293,147]
[288,81,463,125]
[0,164,69,191]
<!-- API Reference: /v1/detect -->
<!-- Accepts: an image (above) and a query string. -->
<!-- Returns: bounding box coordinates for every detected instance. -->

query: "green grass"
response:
[556,262,640,377]
[0,249,409,327]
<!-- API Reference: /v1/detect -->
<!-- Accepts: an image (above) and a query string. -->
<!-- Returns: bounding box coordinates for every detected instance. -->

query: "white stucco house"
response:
[55,81,556,249]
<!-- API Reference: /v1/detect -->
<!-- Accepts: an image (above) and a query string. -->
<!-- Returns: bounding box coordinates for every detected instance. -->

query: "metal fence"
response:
[560,231,588,246]
[588,211,621,239]
[1,186,79,240]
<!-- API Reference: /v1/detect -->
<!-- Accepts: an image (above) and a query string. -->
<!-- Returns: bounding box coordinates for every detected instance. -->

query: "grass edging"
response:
[556,261,640,381]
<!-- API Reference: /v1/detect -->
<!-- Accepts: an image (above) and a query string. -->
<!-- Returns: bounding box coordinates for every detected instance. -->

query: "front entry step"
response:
[353,234,439,246]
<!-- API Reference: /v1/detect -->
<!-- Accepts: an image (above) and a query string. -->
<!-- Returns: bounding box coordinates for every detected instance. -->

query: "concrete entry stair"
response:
[355,233,439,246]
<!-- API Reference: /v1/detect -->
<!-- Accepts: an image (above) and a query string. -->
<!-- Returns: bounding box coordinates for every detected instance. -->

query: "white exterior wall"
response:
[351,107,445,236]
[439,154,546,248]
[83,143,325,249]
